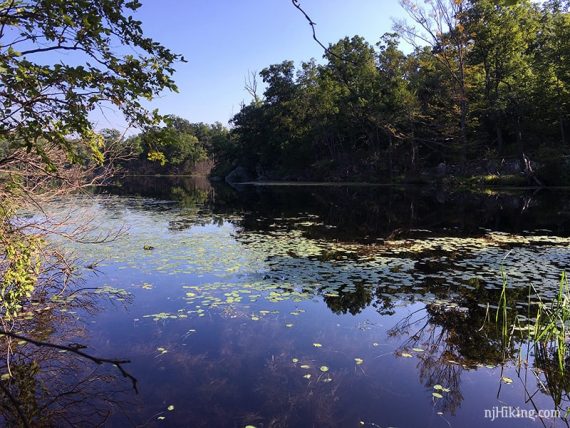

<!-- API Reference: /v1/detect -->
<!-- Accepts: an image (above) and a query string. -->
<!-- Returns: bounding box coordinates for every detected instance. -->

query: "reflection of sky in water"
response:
[33,189,570,427]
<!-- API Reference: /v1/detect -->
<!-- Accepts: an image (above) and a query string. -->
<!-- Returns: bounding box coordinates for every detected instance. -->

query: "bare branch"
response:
[290,0,355,64]
[0,330,138,393]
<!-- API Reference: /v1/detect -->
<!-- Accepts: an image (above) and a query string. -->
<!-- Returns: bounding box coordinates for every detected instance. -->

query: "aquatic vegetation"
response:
[490,271,570,373]
[532,272,570,372]
[143,312,182,321]
[23,189,570,427]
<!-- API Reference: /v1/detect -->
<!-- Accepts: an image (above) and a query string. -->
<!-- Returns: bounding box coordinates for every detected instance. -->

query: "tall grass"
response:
[532,272,570,373]
[496,268,509,344]
[494,271,570,373]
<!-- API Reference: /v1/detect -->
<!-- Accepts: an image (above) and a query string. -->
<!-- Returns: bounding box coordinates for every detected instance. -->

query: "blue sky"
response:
[93,0,405,131]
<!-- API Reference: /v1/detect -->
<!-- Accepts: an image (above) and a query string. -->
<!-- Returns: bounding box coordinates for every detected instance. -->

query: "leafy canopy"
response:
[0,0,184,165]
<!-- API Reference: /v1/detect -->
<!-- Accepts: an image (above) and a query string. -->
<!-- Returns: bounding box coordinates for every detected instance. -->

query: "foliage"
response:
[0,0,182,320]
[0,205,41,319]
[0,0,183,165]
[220,0,570,183]
[123,116,230,174]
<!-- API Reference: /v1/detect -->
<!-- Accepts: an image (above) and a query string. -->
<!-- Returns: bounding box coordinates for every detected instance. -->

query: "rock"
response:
[225,166,254,184]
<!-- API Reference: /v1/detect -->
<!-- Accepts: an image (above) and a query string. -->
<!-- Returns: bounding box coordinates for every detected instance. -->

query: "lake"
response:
[7,177,570,427]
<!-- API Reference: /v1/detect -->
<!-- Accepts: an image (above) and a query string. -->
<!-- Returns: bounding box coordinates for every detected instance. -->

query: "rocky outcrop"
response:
[225,166,254,184]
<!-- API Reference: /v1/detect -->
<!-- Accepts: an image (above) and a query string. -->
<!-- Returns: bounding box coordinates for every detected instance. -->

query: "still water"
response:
[6,177,570,427]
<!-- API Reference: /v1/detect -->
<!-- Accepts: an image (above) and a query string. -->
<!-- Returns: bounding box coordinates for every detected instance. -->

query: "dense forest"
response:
[124,0,570,185]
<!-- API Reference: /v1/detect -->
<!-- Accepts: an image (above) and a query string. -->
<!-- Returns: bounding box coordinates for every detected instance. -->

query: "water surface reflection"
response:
[8,178,570,427]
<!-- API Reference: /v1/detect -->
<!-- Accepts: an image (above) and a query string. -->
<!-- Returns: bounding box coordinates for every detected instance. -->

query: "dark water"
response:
[6,177,570,427]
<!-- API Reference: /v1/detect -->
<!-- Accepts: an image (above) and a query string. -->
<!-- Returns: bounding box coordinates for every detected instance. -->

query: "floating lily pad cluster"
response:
[39,195,570,318]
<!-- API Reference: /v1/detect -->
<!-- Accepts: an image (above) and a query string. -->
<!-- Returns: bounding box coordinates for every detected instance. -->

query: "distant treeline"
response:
[120,0,569,185]
[111,117,230,176]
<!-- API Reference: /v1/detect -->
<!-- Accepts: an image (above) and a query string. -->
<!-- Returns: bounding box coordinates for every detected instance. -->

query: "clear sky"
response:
[93,0,405,131]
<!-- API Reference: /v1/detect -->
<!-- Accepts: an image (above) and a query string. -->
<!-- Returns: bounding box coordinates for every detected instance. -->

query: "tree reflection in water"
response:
[0,288,134,427]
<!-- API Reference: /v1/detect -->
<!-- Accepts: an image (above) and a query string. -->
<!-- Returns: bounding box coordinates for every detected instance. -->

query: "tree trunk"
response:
[388,133,393,182]
[560,112,567,146]
[496,124,504,154]
[410,133,417,173]
[516,115,523,155]
[460,97,468,164]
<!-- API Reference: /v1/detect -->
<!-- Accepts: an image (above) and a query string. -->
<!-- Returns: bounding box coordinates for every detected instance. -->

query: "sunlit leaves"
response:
[0,0,183,164]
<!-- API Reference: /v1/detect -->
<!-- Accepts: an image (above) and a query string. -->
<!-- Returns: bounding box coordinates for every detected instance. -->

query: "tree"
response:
[0,1,183,402]
[465,0,539,154]
[534,0,570,146]
[0,0,183,167]
[134,116,208,168]
[395,0,472,161]
[376,33,420,172]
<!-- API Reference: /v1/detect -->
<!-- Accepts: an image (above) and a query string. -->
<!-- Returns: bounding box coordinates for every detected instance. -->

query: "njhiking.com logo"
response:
[484,406,560,422]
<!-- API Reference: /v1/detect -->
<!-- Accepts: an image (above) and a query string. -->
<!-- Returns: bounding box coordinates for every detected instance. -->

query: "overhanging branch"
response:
[0,330,138,393]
